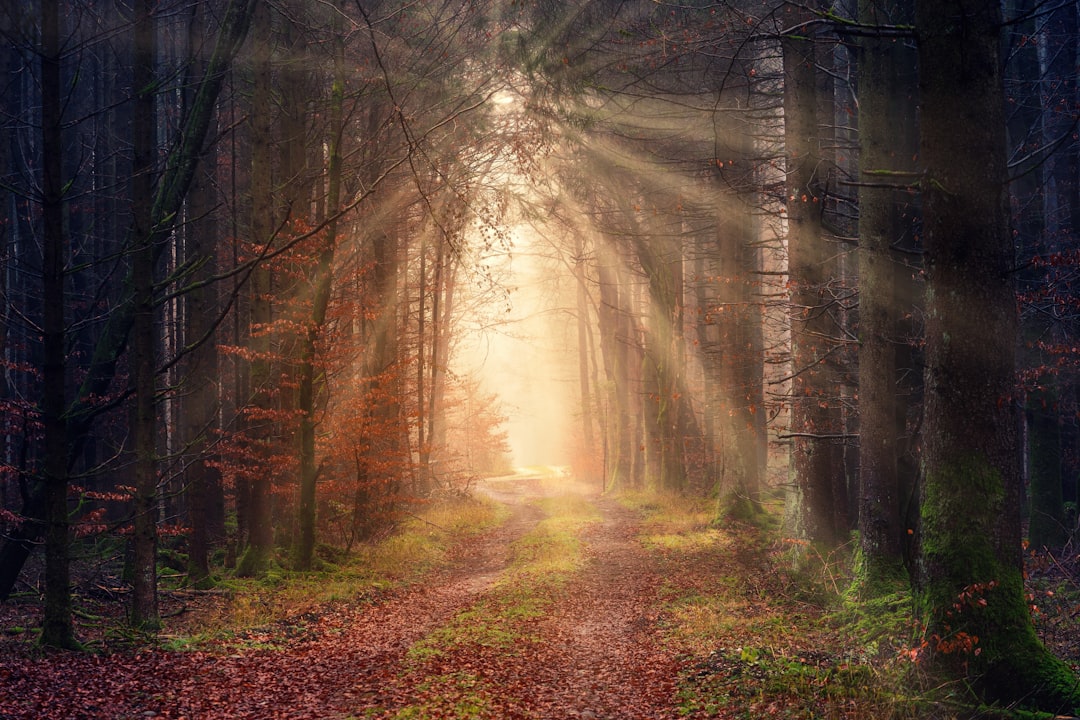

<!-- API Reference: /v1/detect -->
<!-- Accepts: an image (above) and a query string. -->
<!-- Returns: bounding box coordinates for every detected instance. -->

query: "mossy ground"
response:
[625,491,987,719]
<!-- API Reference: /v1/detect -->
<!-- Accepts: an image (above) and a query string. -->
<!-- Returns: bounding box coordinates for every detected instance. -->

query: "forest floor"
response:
[2,470,1079,719]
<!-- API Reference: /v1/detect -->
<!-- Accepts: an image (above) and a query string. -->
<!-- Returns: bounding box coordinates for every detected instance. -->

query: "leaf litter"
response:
[8,480,1073,718]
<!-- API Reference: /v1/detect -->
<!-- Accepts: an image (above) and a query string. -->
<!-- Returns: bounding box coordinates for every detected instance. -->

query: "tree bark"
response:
[782,1,839,544]
[39,0,77,649]
[129,0,160,631]
[574,233,599,484]
[916,0,1080,708]
[237,0,275,577]
[855,0,916,583]
[296,20,344,570]
[182,0,223,586]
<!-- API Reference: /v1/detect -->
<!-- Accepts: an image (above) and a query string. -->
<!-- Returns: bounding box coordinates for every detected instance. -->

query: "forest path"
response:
[0,472,685,719]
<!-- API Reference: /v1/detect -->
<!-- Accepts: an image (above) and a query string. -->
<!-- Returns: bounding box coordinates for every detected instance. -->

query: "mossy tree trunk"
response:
[915,0,1080,710]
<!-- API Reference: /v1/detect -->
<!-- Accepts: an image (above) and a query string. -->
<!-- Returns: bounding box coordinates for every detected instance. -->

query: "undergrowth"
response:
[622,490,966,719]
[161,494,509,649]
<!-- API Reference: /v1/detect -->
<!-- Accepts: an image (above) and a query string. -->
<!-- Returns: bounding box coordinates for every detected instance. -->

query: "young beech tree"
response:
[915,0,1080,709]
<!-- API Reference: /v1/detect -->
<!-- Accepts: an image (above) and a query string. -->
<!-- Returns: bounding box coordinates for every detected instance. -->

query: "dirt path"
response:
[512,497,681,718]
[1,478,684,719]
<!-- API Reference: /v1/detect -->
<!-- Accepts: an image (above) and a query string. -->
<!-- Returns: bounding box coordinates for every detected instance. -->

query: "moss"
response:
[919,454,1080,713]
[719,491,767,527]
[847,542,908,602]
[235,544,270,578]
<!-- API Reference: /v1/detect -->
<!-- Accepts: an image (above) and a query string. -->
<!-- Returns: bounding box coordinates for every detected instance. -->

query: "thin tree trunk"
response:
[39,0,76,649]
[238,0,275,577]
[296,20,344,570]
[129,0,160,630]
[783,1,838,544]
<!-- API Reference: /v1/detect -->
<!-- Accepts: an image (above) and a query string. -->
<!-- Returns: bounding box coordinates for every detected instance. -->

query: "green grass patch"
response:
[406,596,544,663]
[505,494,599,584]
[618,491,724,553]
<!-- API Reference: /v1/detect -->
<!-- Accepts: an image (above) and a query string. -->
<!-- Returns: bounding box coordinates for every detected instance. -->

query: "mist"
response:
[456,226,578,469]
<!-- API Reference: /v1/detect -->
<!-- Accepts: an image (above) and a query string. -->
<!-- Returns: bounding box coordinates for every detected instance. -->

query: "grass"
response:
[506,494,600,583]
[406,491,600,665]
[160,494,508,649]
[622,489,941,720]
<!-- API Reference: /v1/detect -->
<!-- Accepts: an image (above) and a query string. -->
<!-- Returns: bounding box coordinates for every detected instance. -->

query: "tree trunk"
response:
[715,145,765,512]
[639,234,686,493]
[782,2,839,544]
[915,0,1080,708]
[596,249,632,490]
[129,0,160,631]
[855,0,916,584]
[296,24,344,570]
[182,0,223,586]
[238,0,275,577]
[39,0,77,649]
[574,233,599,484]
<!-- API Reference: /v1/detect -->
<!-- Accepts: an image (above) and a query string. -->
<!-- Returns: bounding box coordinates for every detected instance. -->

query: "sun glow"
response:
[456,225,576,467]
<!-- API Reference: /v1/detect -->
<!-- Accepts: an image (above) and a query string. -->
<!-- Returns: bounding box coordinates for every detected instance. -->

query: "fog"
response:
[456,226,578,468]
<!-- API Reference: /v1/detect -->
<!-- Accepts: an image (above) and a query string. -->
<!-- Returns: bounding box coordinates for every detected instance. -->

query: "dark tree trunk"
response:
[129,0,160,632]
[237,0,276,577]
[782,2,839,544]
[39,0,77,649]
[181,0,223,587]
[916,0,1080,708]
[855,0,917,584]
[296,22,344,569]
